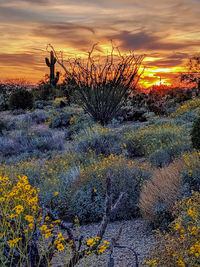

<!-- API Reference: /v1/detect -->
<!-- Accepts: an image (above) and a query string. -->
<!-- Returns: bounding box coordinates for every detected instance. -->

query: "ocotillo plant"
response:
[45,51,59,85]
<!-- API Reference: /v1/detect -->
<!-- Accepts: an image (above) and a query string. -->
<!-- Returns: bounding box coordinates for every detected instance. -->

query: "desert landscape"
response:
[0,0,200,266]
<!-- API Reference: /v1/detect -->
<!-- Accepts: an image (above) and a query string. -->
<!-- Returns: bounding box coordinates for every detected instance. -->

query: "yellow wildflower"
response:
[40,225,48,231]
[174,223,180,231]
[29,223,34,229]
[98,245,108,253]
[87,238,95,247]
[57,243,64,251]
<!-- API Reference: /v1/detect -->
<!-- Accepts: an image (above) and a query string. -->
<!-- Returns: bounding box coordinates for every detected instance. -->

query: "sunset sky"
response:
[1,0,200,87]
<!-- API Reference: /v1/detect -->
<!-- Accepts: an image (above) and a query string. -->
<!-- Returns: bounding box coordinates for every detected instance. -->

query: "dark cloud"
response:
[111,30,200,52]
[0,53,41,67]
[0,6,44,23]
[32,22,95,49]
[37,22,95,34]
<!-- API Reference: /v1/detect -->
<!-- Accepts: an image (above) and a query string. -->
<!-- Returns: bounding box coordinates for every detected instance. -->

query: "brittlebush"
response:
[0,175,58,265]
[0,175,109,265]
[145,191,200,267]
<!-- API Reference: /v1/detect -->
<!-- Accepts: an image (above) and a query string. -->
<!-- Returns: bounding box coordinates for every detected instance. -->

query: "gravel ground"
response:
[52,218,155,267]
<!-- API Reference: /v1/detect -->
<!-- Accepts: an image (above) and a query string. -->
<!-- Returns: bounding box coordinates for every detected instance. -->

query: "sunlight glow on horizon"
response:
[1,0,200,88]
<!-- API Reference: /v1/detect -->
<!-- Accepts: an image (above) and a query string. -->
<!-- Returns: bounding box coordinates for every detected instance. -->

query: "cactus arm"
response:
[45,58,50,67]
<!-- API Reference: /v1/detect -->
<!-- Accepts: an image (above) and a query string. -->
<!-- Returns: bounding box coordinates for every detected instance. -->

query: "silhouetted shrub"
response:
[59,46,144,125]
[8,89,34,110]
[0,119,6,134]
[32,82,55,100]
[191,117,200,149]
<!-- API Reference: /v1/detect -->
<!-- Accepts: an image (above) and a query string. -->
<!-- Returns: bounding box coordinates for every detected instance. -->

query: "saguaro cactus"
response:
[45,51,59,85]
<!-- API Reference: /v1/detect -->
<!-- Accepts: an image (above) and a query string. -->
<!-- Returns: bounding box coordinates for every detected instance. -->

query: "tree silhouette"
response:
[181,55,200,90]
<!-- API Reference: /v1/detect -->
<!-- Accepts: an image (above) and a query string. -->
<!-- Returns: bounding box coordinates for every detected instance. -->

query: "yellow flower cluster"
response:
[0,174,62,251]
[81,153,127,180]
[86,237,109,254]
[145,258,158,267]
[171,97,200,117]
[69,115,77,125]
[8,237,22,247]
[54,232,65,251]
[182,151,200,175]
[145,191,200,267]
[0,175,41,252]
[125,122,186,157]
[53,97,67,105]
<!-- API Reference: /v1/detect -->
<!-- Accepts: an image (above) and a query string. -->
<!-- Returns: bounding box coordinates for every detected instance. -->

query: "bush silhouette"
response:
[191,117,200,149]
[49,44,144,125]
[8,89,34,110]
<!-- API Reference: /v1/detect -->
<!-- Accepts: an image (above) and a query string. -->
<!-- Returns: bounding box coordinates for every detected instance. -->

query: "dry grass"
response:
[139,158,187,222]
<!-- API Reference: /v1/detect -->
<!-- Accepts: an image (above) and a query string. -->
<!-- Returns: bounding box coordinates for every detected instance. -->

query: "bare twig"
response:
[64,171,126,267]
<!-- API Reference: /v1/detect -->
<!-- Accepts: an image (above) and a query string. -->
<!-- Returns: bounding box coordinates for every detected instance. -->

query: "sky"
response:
[1,0,200,87]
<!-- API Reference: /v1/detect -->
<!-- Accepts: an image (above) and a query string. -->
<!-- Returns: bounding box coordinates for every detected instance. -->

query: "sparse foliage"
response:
[48,44,144,125]
[181,55,200,90]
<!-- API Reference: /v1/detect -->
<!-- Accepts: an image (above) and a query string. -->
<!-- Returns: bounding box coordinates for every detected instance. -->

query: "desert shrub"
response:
[0,93,8,111]
[0,175,42,265]
[0,174,106,266]
[125,122,191,160]
[48,107,94,140]
[171,117,186,125]
[171,97,200,118]
[29,109,49,124]
[32,81,55,100]
[0,152,98,215]
[68,155,150,223]
[59,46,144,125]
[0,129,65,157]
[30,130,65,152]
[53,97,68,107]
[191,117,200,149]
[74,125,124,156]
[149,149,172,167]
[49,110,73,128]
[8,89,34,110]
[145,191,200,267]
[139,159,186,229]
[181,111,198,122]
[182,151,200,193]
[4,110,49,131]
[12,109,26,115]
[0,119,6,134]
[34,100,53,109]
[0,83,18,111]
[65,112,95,140]
[154,117,175,126]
